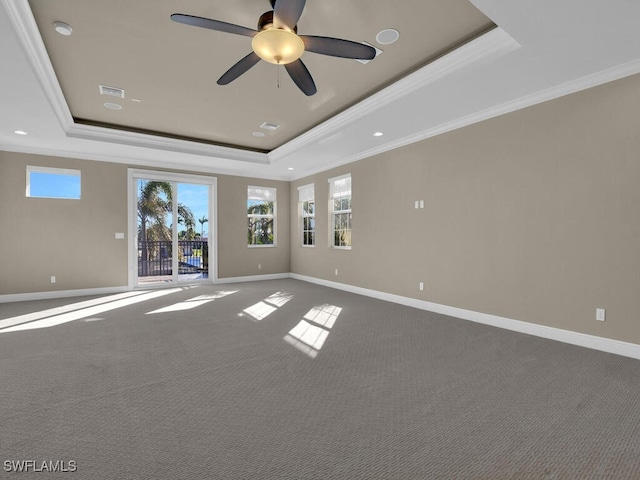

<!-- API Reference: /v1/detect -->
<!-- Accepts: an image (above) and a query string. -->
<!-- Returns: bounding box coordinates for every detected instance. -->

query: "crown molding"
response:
[3,0,268,166]
[9,0,640,182]
[270,27,521,163]
[291,53,640,181]
[0,143,291,180]
[3,0,73,130]
[65,123,269,165]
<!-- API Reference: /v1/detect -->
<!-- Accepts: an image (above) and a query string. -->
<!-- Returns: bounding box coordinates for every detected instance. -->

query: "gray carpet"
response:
[1,279,639,479]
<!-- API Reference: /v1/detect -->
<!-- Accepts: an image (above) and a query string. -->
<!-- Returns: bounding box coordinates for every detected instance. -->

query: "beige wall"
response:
[0,153,129,294]
[2,73,639,346]
[0,152,289,295]
[291,73,640,345]
[217,175,290,278]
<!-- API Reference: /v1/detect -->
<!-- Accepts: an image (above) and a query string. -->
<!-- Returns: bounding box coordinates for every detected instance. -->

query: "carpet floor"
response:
[1,279,639,479]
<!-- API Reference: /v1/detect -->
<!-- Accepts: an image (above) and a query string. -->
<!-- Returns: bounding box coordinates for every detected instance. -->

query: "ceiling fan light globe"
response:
[252,29,304,65]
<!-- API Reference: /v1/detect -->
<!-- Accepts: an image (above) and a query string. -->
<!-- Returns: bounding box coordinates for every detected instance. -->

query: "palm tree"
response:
[247,201,274,245]
[138,182,170,276]
[179,206,196,240]
[198,216,208,238]
[137,181,194,276]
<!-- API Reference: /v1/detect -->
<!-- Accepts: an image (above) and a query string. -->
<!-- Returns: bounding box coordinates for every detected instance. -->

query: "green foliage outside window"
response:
[248,200,275,245]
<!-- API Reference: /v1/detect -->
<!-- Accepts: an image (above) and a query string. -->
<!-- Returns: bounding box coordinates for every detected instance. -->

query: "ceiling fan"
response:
[171,0,376,96]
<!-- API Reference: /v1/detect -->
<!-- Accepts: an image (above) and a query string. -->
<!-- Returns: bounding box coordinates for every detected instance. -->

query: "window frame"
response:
[328,174,352,250]
[247,186,277,248]
[298,183,315,247]
[26,165,82,200]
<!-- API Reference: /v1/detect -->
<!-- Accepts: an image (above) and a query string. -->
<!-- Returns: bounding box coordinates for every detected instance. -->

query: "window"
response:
[247,186,276,247]
[26,166,81,199]
[329,174,351,248]
[298,183,315,246]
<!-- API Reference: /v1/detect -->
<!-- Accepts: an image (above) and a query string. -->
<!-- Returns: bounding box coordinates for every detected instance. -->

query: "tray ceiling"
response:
[28,0,493,152]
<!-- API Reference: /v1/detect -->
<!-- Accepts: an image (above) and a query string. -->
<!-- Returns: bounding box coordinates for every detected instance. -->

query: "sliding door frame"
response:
[127,168,218,289]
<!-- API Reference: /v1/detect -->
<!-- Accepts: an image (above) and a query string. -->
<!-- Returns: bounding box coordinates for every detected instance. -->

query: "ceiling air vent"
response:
[260,122,280,131]
[99,85,125,99]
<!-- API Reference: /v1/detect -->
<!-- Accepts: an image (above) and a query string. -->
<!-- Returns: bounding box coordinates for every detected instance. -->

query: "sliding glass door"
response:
[130,170,215,287]
[176,182,210,283]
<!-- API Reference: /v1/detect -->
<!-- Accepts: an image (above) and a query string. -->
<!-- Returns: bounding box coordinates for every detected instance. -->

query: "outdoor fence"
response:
[138,240,208,277]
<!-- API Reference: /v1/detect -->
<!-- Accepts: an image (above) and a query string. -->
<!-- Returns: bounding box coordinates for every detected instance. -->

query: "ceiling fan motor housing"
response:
[258,11,298,33]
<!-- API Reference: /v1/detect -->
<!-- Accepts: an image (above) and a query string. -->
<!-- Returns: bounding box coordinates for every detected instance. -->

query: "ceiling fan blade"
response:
[217,52,261,85]
[171,14,257,37]
[273,0,306,30]
[300,35,376,60]
[284,59,317,96]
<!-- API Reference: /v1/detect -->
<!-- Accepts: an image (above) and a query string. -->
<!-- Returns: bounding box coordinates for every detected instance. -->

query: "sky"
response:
[29,171,81,199]
[177,183,210,237]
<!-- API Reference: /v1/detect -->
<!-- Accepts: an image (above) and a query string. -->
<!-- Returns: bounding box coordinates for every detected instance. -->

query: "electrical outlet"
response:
[596,308,606,321]
[335,269,338,276]
[50,276,56,284]
[414,201,419,209]
[419,200,425,209]
[115,232,125,239]
[258,264,262,270]
[419,282,424,291]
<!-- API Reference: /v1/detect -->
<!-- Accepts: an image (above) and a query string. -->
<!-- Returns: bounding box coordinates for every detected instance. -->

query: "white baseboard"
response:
[4,274,639,361]
[0,273,291,303]
[0,286,130,304]
[215,273,291,285]
[291,273,640,361]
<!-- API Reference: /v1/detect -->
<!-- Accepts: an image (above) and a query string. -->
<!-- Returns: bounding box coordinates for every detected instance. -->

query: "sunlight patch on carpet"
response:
[240,291,293,322]
[146,290,238,314]
[285,304,342,358]
[0,289,182,333]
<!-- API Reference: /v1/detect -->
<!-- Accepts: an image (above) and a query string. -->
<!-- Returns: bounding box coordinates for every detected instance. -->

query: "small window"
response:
[26,166,81,199]
[298,183,315,246]
[329,174,351,248]
[247,186,276,247]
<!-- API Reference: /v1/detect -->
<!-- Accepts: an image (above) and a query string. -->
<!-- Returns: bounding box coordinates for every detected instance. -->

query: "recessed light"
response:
[104,102,122,110]
[376,28,400,45]
[54,21,73,36]
[288,167,294,171]
[373,131,384,137]
[14,130,28,135]
[252,132,265,137]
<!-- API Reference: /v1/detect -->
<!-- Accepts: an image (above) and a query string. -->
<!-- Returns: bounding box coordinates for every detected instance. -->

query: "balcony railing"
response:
[138,240,208,278]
